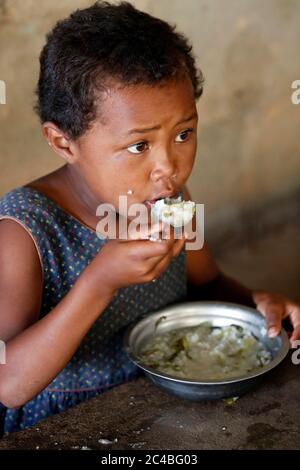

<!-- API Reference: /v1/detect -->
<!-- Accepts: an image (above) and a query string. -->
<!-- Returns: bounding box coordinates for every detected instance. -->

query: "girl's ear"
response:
[42,122,79,164]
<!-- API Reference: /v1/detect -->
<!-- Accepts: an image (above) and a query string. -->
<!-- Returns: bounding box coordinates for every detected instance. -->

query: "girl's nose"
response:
[150,150,177,183]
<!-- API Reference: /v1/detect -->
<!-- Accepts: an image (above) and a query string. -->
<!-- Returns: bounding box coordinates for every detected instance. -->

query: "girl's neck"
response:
[26,164,101,231]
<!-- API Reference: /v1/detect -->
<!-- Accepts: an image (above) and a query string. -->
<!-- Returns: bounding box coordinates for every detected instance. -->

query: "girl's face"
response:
[73,76,198,216]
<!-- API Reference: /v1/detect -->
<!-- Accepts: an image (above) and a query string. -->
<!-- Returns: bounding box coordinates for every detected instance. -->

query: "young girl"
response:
[0,1,299,435]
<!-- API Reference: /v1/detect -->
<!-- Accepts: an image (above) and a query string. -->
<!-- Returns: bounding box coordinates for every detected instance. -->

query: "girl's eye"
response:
[175,129,193,143]
[127,141,149,154]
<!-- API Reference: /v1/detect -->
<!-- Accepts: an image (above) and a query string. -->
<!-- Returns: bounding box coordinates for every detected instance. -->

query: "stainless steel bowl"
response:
[124,301,290,400]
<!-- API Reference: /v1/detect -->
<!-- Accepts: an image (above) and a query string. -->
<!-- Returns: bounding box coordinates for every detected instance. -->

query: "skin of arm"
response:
[0,217,183,408]
[183,187,300,343]
[183,187,255,308]
[0,220,116,408]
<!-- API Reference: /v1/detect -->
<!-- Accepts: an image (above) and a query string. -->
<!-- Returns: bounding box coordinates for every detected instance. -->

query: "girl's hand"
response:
[92,222,186,292]
[252,290,300,345]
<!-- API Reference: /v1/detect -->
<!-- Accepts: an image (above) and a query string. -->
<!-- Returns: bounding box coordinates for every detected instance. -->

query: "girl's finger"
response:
[126,221,164,240]
[172,236,186,257]
[145,233,186,270]
[256,302,284,337]
[143,253,168,272]
[290,326,300,346]
[288,305,300,345]
[149,236,186,278]
[140,227,181,260]
[146,250,174,280]
[124,238,169,263]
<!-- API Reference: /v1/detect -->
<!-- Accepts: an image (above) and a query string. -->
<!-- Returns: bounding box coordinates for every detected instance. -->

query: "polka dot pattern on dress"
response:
[0,186,187,434]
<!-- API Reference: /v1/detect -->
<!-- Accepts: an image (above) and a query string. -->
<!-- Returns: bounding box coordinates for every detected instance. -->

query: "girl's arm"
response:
[182,186,254,305]
[183,187,300,342]
[0,217,184,408]
[0,219,115,408]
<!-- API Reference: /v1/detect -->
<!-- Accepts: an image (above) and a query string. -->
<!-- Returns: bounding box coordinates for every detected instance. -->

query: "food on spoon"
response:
[151,195,195,227]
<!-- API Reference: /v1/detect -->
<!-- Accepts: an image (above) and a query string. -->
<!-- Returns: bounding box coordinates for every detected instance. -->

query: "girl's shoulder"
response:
[0,185,100,252]
[0,185,57,229]
[0,185,85,246]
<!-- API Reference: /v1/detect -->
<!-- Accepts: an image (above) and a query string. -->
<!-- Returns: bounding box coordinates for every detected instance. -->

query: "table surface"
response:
[0,353,299,450]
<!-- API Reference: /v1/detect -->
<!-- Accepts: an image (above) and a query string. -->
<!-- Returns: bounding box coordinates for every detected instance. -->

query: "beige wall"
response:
[1,0,300,228]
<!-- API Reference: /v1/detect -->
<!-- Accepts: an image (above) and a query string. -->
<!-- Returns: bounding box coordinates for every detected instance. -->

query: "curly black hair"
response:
[35,1,204,139]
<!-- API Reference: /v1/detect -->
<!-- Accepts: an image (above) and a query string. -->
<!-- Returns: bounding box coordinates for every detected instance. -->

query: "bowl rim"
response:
[123,301,290,385]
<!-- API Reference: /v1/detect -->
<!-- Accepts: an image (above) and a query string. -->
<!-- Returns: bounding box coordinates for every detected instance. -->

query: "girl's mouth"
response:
[144,192,179,209]
[144,199,159,209]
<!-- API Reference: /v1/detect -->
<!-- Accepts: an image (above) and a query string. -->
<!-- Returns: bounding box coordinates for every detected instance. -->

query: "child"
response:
[0,1,299,435]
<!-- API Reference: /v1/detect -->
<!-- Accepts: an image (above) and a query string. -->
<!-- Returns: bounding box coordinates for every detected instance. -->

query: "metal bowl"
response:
[123,301,290,401]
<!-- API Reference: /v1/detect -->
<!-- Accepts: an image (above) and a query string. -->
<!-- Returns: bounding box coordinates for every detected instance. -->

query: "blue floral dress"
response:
[0,186,187,434]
